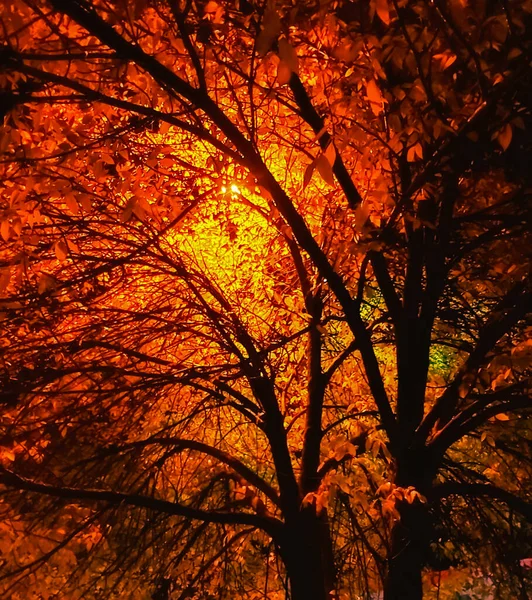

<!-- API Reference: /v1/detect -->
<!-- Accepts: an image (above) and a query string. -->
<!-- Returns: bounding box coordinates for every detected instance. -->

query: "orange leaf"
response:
[316,154,335,186]
[54,240,68,262]
[375,0,390,25]
[366,79,384,115]
[0,221,10,242]
[324,143,336,167]
[497,123,512,151]
[278,38,298,74]
[277,60,292,85]
[303,159,316,189]
[495,413,510,421]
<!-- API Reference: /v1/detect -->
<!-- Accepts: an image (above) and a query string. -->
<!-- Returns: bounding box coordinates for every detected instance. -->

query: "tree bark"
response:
[383,460,435,600]
[384,511,424,600]
[280,508,336,600]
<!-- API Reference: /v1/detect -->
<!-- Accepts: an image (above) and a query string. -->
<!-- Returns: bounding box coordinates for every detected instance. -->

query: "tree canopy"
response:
[0,0,531,599]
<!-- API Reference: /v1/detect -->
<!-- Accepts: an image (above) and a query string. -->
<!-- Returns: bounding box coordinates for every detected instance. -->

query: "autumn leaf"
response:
[494,413,510,421]
[324,142,336,167]
[54,240,68,262]
[64,195,80,215]
[354,204,370,232]
[316,153,335,186]
[278,38,298,74]
[38,273,57,295]
[497,123,513,150]
[366,79,384,115]
[256,8,281,55]
[407,142,423,162]
[303,159,316,189]
[0,221,10,242]
[277,60,293,85]
[0,268,11,294]
[375,0,391,25]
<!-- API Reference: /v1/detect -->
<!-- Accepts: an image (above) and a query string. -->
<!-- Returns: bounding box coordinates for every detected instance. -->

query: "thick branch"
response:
[288,74,363,208]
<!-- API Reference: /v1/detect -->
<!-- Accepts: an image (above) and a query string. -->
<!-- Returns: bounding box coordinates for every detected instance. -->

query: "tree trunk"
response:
[384,514,424,600]
[384,486,435,600]
[383,447,436,600]
[280,508,336,600]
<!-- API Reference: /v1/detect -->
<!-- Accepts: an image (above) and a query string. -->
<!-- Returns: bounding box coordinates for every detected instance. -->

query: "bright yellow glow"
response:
[230,184,240,194]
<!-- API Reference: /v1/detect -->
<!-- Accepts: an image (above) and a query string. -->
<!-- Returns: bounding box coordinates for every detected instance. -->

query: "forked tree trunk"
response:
[280,508,336,600]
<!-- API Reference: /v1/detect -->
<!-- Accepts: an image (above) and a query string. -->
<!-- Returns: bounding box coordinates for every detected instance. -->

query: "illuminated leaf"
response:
[375,0,390,25]
[366,79,384,115]
[0,221,9,242]
[316,153,335,186]
[497,123,513,151]
[303,159,316,189]
[278,38,298,74]
[324,143,336,167]
[37,273,57,295]
[495,413,510,421]
[54,240,68,262]
[354,204,370,232]
[277,60,292,85]
[256,8,281,55]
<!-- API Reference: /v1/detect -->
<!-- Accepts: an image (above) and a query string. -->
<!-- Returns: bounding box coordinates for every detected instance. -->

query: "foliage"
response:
[0,0,531,599]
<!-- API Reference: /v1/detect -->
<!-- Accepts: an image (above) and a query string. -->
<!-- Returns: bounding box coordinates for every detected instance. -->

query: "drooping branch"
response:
[431,394,532,455]
[4,58,242,164]
[416,279,531,444]
[86,436,280,508]
[0,467,283,537]
[43,0,397,452]
[47,0,201,105]
[431,482,532,522]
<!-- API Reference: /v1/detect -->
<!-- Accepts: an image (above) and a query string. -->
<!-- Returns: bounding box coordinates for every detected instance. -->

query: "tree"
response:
[0,0,531,598]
